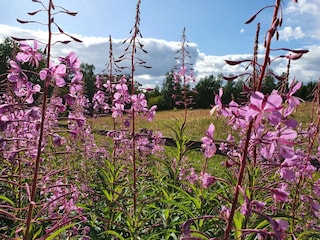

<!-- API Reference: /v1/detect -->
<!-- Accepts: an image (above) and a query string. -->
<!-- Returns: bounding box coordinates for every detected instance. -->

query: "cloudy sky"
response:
[1,0,319,88]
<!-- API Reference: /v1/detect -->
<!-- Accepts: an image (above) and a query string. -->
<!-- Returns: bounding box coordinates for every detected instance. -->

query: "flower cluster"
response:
[40,177,88,237]
[2,40,104,238]
[179,167,216,189]
[7,41,42,104]
[202,81,320,237]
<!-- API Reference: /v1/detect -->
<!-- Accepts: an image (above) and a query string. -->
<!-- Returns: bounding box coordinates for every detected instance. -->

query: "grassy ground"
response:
[87,102,314,139]
[86,108,229,175]
[87,109,228,140]
[86,102,315,176]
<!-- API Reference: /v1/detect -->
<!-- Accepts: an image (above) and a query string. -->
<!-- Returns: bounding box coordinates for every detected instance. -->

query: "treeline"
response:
[144,71,317,110]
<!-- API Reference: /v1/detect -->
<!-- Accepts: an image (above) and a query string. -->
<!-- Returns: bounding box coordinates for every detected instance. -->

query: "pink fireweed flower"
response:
[52,134,66,147]
[279,157,296,182]
[246,90,283,127]
[199,172,216,188]
[68,112,85,128]
[92,90,109,112]
[103,80,112,91]
[186,168,199,185]
[114,82,129,102]
[220,206,230,220]
[145,105,157,122]
[69,72,83,94]
[25,82,41,104]
[16,40,42,68]
[112,103,124,118]
[49,96,66,114]
[131,93,148,112]
[284,79,302,117]
[40,62,66,87]
[272,184,289,202]
[239,186,252,217]
[252,200,266,211]
[178,167,187,181]
[201,123,216,158]
[95,75,102,88]
[266,127,297,160]
[271,219,289,239]
[7,60,28,83]
[210,88,223,115]
[59,51,80,70]
[224,100,248,129]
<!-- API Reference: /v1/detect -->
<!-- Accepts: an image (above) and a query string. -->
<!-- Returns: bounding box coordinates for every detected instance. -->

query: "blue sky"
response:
[1,0,319,87]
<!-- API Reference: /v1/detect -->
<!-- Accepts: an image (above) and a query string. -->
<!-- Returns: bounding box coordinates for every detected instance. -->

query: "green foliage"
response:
[147,95,167,110]
[81,63,96,103]
[261,74,277,94]
[195,75,222,108]
[295,81,317,101]
[0,37,16,77]
[160,71,179,110]
[89,153,229,239]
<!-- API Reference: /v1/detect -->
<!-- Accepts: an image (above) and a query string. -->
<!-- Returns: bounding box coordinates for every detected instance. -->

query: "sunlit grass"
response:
[85,102,315,176]
[294,101,315,125]
[87,109,228,140]
[87,101,313,138]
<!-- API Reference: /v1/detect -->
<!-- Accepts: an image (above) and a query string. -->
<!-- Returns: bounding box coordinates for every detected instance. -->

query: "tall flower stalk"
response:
[23,2,54,237]
[217,1,310,239]
[6,0,85,238]
[222,1,299,239]
[117,0,151,212]
[173,27,196,123]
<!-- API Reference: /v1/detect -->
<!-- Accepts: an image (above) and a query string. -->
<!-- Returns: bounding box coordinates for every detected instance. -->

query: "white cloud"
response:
[0,24,319,89]
[288,45,320,82]
[285,0,320,16]
[240,29,245,34]
[194,53,253,80]
[283,0,320,40]
[279,26,305,41]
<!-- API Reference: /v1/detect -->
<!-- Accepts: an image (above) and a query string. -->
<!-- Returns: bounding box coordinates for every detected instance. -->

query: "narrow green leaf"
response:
[104,230,125,240]
[32,225,43,240]
[233,211,244,239]
[0,195,14,206]
[161,199,195,218]
[102,189,112,202]
[297,230,320,239]
[167,183,201,209]
[46,223,76,240]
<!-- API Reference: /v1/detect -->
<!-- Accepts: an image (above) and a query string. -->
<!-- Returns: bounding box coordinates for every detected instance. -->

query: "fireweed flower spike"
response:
[59,51,80,70]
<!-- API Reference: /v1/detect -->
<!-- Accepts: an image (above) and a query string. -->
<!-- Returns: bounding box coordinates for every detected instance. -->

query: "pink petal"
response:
[250,91,264,110]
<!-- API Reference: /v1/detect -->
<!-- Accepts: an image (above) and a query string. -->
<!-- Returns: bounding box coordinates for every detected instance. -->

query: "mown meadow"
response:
[0,0,319,239]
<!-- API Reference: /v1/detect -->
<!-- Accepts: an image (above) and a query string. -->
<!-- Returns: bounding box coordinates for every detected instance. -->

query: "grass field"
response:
[85,102,315,176]
[87,102,314,140]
